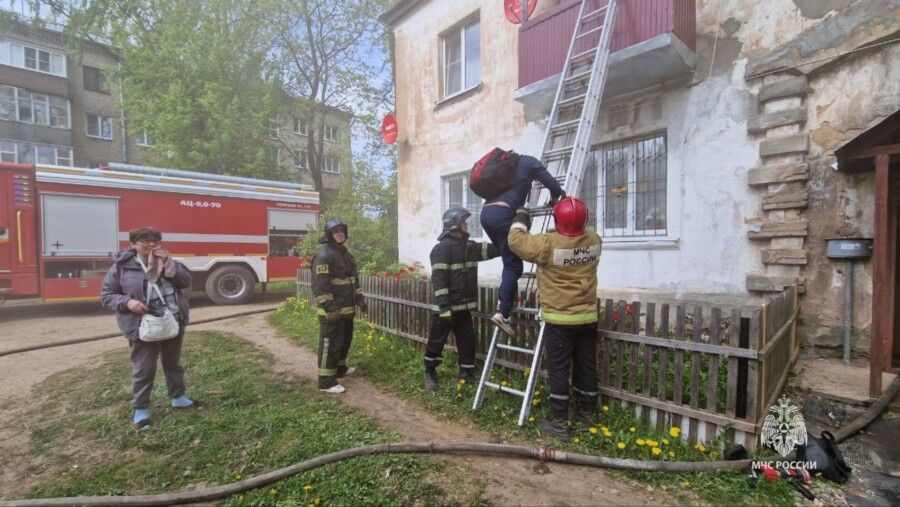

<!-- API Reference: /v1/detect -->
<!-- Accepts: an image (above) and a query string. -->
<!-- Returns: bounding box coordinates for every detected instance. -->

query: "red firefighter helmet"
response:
[553,196,588,237]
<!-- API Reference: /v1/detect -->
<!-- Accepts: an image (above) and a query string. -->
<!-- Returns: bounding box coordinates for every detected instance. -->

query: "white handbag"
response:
[136,257,180,342]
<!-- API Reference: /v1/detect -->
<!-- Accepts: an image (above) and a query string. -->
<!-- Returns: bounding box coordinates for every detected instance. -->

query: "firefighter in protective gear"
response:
[312,218,367,393]
[425,208,499,391]
[507,197,601,440]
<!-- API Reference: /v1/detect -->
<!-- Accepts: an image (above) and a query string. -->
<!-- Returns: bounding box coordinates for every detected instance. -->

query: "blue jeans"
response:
[480,205,521,318]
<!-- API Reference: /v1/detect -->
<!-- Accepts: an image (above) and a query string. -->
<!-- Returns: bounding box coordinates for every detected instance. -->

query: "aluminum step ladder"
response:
[472,0,618,426]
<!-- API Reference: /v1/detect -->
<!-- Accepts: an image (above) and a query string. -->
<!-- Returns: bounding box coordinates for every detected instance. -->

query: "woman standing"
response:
[101,227,195,429]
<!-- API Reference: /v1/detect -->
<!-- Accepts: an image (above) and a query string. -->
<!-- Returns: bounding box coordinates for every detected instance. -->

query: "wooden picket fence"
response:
[297,269,799,449]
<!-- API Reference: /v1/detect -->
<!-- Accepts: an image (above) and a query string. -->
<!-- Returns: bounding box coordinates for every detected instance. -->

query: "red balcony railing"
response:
[518,0,696,89]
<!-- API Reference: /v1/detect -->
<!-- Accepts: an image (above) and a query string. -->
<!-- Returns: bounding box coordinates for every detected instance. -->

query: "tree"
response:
[272,0,393,193]
[42,0,287,179]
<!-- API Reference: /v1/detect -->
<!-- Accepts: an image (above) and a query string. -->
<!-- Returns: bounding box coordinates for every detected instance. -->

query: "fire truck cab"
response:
[0,162,319,305]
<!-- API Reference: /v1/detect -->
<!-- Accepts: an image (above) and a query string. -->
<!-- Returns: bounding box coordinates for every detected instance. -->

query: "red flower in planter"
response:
[626,304,633,315]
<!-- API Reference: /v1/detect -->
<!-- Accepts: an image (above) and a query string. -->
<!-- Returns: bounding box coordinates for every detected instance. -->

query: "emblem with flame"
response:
[760,396,808,457]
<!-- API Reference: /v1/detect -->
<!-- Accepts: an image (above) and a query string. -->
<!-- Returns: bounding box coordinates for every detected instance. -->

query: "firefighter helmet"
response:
[553,197,588,237]
[324,218,348,237]
[441,207,471,233]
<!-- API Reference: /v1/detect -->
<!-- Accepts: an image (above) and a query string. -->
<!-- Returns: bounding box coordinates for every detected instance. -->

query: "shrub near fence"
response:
[297,269,799,450]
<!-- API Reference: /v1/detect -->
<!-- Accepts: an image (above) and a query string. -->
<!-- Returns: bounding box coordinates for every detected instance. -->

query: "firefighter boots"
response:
[424,369,439,392]
[538,417,571,441]
[458,368,477,384]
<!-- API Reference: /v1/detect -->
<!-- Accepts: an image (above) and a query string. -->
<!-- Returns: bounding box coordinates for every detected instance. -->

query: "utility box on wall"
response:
[826,238,873,260]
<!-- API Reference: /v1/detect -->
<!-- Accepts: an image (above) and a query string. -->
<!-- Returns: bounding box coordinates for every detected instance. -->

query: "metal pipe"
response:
[843,260,853,365]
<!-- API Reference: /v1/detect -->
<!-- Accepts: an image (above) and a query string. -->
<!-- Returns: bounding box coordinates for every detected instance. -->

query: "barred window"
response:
[580,133,667,237]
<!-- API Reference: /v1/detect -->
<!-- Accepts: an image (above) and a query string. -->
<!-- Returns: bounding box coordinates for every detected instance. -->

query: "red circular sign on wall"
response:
[381,113,398,145]
[504,0,537,24]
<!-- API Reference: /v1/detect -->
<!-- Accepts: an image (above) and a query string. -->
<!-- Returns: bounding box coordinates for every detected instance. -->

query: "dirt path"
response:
[0,294,285,399]
[194,314,671,506]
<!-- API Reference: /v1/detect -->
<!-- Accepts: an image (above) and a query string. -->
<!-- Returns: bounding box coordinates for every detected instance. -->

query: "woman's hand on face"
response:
[127,299,150,315]
[151,247,170,260]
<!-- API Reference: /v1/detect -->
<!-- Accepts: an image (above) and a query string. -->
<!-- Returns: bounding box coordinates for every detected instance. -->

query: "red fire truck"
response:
[0,161,319,305]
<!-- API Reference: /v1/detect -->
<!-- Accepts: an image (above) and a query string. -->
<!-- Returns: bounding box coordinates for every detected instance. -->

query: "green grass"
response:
[15,331,486,506]
[271,297,800,506]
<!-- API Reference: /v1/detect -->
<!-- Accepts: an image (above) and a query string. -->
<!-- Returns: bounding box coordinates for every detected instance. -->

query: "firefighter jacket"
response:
[507,222,602,325]
[431,231,499,317]
[312,239,362,318]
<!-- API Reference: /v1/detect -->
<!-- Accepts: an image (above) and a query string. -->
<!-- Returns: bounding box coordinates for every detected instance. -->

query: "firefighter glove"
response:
[548,190,566,207]
[513,208,532,230]
[325,309,342,322]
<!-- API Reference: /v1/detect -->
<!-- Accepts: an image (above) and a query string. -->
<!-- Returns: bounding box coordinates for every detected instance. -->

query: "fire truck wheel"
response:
[206,265,255,305]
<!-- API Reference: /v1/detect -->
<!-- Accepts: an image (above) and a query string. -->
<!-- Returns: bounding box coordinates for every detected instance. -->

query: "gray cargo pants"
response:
[129,324,186,409]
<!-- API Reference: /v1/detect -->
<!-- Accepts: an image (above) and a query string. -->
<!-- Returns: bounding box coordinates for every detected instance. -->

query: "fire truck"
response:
[0,161,319,305]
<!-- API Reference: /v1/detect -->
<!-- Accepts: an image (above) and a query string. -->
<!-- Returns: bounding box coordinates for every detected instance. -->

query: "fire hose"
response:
[0,306,282,358]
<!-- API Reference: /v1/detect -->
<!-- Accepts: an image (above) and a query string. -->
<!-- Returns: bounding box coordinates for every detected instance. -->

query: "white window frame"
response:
[0,140,16,162]
[322,154,340,174]
[294,150,307,171]
[593,133,668,238]
[441,172,484,239]
[0,38,66,77]
[0,138,74,166]
[136,130,154,147]
[86,112,114,140]
[324,125,337,141]
[441,16,480,100]
[0,85,70,129]
[293,118,307,135]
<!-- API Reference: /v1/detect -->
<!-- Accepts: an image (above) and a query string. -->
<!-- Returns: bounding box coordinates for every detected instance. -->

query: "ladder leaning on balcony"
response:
[472,0,618,426]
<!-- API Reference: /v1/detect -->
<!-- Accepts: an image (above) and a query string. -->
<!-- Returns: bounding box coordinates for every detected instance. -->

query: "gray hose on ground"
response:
[833,376,900,443]
[0,442,753,507]
[0,306,280,358]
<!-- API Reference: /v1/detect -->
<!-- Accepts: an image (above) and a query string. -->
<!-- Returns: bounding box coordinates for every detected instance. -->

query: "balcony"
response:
[516,0,696,112]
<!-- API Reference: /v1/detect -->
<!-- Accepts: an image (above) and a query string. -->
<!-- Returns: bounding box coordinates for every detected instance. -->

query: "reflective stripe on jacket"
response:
[507,223,601,325]
[311,240,361,317]
[430,232,499,314]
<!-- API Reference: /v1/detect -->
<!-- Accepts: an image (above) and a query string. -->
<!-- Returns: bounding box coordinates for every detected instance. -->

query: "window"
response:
[442,17,480,99]
[324,125,338,141]
[294,150,307,171]
[268,210,317,257]
[580,133,668,237]
[136,130,154,146]
[83,66,108,93]
[268,118,280,139]
[0,39,66,76]
[0,139,74,165]
[0,141,15,162]
[293,118,307,135]
[86,113,113,140]
[322,155,340,173]
[0,85,69,128]
[442,173,484,239]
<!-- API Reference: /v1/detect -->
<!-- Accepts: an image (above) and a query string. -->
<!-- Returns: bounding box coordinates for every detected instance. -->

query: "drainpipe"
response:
[117,62,129,162]
[842,260,853,365]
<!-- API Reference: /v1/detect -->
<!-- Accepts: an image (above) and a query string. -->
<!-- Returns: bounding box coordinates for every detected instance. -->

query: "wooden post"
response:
[871,153,893,396]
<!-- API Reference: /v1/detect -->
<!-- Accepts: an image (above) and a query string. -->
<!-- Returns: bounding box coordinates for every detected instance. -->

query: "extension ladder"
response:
[472,0,618,426]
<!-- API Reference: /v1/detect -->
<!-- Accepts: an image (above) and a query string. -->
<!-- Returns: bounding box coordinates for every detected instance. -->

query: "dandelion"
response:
[238,495,244,503]
[524,367,531,377]
[616,442,625,450]
[602,405,609,412]
[269,488,277,496]
[629,427,636,433]
[710,450,718,458]
[681,481,691,488]
[235,474,242,480]
[651,447,662,456]
[314,498,321,506]
[694,443,706,453]
[573,437,581,443]
[589,427,598,434]
[529,416,535,422]
[501,380,509,387]
[662,438,670,445]
[303,485,314,492]
[531,399,540,406]
[636,438,646,446]
[603,430,612,438]
[646,439,658,447]
[669,427,681,438]
[669,450,675,458]
[458,379,466,385]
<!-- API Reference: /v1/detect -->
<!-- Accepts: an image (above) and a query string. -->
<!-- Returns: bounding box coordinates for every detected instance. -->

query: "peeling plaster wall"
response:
[391,0,900,356]
[802,44,900,354]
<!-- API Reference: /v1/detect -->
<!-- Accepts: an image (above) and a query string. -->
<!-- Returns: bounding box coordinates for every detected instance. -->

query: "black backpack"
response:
[796,431,852,483]
[469,148,520,200]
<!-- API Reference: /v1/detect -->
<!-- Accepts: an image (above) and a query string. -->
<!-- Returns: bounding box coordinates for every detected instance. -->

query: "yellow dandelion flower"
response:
[602,405,609,412]
[636,438,646,446]
[646,440,658,447]
[681,481,691,488]
[524,367,531,376]
[269,488,277,496]
[303,485,313,492]
[589,427,598,434]
[574,437,581,443]
[710,450,718,458]
[458,379,466,384]
[235,474,242,480]
[695,443,706,453]
[629,427,636,433]
[662,438,670,445]
[617,442,625,450]
[532,399,540,406]
[669,450,675,458]
[314,498,321,506]
[501,380,509,386]
[603,430,612,438]
[651,447,662,456]
[529,416,535,422]
[669,427,681,438]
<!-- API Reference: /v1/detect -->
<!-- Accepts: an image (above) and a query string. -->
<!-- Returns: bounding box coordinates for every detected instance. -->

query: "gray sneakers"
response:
[319,384,346,394]
[491,312,514,335]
